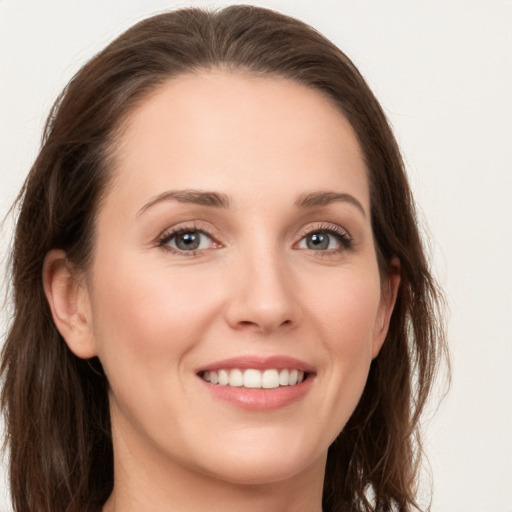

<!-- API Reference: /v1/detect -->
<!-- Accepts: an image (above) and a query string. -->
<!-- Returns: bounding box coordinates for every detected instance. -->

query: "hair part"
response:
[1,6,447,512]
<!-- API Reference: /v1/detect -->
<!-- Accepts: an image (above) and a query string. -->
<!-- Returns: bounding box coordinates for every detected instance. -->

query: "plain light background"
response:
[1,1,511,511]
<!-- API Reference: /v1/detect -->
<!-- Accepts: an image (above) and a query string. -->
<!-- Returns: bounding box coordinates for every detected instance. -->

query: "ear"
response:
[43,249,98,359]
[372,257,401,358]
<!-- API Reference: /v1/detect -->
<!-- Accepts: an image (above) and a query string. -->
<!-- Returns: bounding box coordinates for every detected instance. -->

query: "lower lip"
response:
[199,375,314,411]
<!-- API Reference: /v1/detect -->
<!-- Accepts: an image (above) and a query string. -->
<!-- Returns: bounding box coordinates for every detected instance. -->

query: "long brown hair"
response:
[1,6,447,512]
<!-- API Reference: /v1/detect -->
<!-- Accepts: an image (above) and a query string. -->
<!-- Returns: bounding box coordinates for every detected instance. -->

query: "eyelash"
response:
[157,223,353,257]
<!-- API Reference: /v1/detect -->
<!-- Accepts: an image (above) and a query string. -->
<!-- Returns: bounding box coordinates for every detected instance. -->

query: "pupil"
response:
[307,233,329,250]
[177,232,200,250]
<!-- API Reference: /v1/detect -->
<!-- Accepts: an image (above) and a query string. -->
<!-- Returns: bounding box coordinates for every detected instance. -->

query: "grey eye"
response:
[306,232,330,250]
[299,231,342,251]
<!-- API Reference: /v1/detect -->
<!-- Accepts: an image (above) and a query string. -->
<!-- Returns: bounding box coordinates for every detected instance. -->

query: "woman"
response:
[1,5,446,512]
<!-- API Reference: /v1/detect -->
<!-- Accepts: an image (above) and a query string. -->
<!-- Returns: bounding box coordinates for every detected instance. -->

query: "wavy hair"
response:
[1,6,447,511]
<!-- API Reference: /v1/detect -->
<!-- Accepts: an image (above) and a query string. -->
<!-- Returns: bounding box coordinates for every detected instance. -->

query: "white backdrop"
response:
[1,1,511,511]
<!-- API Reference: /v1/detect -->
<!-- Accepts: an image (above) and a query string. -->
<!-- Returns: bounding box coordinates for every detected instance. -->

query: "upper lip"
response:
[196,355,316,374]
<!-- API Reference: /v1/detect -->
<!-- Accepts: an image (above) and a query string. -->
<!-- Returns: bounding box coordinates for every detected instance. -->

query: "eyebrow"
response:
[295,191,367,217]
[137,188,366,217]
[137,189,231,216]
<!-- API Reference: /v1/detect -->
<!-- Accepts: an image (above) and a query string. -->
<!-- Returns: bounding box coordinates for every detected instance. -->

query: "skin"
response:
[44,70,400,512]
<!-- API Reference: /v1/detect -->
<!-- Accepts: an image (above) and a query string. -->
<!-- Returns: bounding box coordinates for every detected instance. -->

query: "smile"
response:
[196,356,315,410]
[201,368,306,388]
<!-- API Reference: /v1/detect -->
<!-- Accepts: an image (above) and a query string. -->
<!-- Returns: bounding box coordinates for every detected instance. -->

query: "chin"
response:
[202,456,319,487]
[188,433,326,486]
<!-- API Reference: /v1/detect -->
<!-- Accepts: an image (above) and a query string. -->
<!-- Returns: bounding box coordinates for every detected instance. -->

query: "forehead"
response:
[108,70,369,212]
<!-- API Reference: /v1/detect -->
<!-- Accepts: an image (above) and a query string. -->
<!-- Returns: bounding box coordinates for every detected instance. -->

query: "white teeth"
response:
[229,369,244,387]
[218,369,229,386]
[244,369,261,388]
[201,368,307,388]
[261,369,279,389]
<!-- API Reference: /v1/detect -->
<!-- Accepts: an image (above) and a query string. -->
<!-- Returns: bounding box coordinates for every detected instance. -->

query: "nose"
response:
[224,247,301,335]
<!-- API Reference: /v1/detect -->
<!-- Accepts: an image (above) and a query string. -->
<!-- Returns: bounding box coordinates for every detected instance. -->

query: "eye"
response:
[159,228,217,253]
[296,227,352,252]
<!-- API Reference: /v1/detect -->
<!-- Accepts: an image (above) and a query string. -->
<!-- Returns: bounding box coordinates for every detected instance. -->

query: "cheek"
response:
[292,265,383,444]
[306,266,381,403]
[86,256,232,449]
[88,255,223,387]
[307,268,382,354]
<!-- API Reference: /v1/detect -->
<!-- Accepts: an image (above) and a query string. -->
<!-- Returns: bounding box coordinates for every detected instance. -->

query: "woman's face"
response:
[78,71,397,485]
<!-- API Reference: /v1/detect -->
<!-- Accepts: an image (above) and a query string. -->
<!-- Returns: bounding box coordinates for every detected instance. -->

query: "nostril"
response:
[235,318,294,332]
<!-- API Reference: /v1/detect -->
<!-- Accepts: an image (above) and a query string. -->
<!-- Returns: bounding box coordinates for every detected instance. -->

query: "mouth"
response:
[196,356,315,411]
[200,368,307,388]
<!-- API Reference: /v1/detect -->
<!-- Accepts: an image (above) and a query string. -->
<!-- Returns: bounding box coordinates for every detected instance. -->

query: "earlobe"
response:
[372,257,401,358]
[42,249,98,359]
